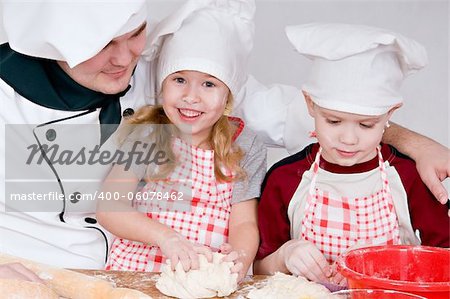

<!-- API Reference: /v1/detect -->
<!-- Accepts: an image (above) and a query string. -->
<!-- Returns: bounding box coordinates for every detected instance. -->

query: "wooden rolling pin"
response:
[0,253,152,299]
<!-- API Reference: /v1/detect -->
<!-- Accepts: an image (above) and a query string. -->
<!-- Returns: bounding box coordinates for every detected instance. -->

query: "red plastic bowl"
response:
[337,245,450,299]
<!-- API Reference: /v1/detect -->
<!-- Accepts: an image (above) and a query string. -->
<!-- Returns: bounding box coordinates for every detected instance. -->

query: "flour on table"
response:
[38,272,54,280]
[246,272,333,299]
[156,252,238,299]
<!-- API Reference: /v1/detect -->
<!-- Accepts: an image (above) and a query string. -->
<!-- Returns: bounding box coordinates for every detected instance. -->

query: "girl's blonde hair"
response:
[118,94,245,183]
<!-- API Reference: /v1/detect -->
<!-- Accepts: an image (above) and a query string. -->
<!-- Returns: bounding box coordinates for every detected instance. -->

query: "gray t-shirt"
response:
[231,124,267,203]
[117,123,267,204]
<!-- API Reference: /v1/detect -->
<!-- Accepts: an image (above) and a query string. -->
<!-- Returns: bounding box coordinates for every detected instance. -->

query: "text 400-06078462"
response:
[96,191,185,201]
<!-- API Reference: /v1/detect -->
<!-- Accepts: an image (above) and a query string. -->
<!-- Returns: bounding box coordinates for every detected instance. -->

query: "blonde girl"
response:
[97,1,265,281]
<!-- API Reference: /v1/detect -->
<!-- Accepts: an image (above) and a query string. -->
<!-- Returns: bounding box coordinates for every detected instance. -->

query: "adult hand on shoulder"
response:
[219,243,245,282]
[383,123,449,209]
[0,263,43,283]
[280,239,331,283]
[158,232,212,272]
[414,141,450,208]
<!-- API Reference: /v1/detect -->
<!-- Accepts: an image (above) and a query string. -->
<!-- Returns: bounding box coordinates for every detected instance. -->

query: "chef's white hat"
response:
[0,0,147,68]
[151,0,255,98]
[286,23,428,116]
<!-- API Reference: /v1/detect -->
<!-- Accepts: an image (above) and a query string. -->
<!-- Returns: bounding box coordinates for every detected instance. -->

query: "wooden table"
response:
[75,270,269,298]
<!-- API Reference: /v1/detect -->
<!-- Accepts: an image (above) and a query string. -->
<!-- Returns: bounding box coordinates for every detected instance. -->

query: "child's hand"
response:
[219,243,245,282]
[329,270,347,286]
[279,239,331,283]
[326,242,368,286]
[158,232,212,272]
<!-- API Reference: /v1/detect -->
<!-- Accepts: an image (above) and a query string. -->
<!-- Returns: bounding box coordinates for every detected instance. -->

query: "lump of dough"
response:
[246,272,334,299]
[156,252,238,299]
[0,279,59,299]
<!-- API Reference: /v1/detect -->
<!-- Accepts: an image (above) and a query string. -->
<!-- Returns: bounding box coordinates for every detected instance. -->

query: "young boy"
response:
[253,23,449,285]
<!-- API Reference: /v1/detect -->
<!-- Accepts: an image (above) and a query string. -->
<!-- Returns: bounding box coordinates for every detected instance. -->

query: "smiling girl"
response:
[96,1,265,281]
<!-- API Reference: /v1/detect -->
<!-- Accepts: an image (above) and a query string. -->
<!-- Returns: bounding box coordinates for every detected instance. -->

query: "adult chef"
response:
[0,0,449,280]
[0,0,151,276]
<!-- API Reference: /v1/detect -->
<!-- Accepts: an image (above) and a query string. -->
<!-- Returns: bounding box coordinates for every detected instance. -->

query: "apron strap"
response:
[309,146,391,194]
[308,147,322,195]
[377,145,392,193]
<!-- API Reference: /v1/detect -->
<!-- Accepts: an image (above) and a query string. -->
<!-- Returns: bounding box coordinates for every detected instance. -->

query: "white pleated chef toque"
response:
[146,0,255,99]
[286,23,428,115]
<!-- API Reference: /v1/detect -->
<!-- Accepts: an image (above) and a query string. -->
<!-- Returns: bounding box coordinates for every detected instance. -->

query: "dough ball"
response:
[156,252,238,299]
[247,272,333,299]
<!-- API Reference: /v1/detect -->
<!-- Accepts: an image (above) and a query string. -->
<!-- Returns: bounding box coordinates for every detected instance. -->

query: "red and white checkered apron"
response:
[300,146,401,263]
[107,118,244,272]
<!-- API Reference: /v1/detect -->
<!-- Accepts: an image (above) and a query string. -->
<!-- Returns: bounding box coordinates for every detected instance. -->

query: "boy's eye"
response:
[174,77,185,84]
[326,119,340,125]
[360,123,375,129]
[204,81,216,88]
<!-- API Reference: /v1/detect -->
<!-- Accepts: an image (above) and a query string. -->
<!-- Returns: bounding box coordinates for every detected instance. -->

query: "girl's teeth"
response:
[179,109,201,117]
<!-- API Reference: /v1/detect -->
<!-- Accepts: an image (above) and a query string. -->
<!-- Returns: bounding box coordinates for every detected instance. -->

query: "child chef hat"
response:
[0,0,147,68]
[153,0,255,98]
[285,23,428,116]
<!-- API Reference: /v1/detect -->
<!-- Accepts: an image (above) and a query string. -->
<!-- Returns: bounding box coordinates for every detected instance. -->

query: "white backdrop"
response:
[148,0,449,190]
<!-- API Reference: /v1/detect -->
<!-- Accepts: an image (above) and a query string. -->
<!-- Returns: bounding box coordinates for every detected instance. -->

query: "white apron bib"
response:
[300,147,401,263]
